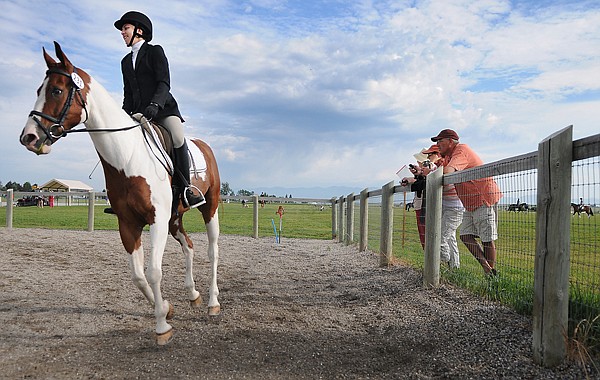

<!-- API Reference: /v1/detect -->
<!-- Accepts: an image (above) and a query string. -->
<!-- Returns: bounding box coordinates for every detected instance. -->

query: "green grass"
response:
[0,202,333,239]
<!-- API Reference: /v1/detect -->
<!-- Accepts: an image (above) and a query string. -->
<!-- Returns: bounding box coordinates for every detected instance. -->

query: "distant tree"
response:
[4,181,20,191]
[237,189,254,196]
[23,182,33,192]
[220,182,234,196]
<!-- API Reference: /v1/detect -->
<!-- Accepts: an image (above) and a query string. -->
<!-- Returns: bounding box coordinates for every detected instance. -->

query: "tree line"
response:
[2,180,292,199]
[220,182,291,198]
[0,181,38,192]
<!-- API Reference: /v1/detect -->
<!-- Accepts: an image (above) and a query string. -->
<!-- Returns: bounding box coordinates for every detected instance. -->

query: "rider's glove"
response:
[143,103,160,120]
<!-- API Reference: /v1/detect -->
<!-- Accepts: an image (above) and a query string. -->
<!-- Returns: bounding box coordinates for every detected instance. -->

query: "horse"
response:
[572,203,594,218]
[508,202,529,212]
[405,202,414,211]
[19,42,221,345]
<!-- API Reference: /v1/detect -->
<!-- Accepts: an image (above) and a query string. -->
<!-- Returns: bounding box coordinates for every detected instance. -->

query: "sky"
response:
[1,0,599,199]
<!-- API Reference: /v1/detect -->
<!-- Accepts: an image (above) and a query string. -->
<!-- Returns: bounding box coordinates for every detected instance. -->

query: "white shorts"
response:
[460,205,498,242]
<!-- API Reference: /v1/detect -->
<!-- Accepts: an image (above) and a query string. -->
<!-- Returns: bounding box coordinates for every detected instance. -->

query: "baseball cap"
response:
[421,144,440,155]
[431,129,459,142]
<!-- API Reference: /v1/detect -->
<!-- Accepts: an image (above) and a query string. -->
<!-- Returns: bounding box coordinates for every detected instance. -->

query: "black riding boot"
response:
[174,142,205,208]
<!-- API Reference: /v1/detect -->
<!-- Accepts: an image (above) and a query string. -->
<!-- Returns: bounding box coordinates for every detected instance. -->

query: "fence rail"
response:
[332,126,599,368]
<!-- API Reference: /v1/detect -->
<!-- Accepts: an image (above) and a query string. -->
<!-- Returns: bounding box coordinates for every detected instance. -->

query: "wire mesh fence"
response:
[334,129,600,365]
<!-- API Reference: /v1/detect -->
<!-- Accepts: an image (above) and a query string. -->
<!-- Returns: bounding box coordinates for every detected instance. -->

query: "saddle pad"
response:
[186,137,207,175]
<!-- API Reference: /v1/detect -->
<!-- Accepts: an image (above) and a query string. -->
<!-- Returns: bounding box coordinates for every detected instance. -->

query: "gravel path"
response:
[0,228,593,379]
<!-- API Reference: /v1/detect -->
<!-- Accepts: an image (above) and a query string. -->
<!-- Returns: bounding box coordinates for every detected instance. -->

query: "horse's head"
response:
[20,41,90,155]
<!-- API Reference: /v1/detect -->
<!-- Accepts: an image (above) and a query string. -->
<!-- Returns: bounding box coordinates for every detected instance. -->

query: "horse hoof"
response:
[208,305,221,316]
[190,296,202,308]
[155,328,174,346]
[166,302,175,321]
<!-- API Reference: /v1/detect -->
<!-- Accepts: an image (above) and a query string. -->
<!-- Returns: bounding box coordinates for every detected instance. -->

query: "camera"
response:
[409,163,416,169]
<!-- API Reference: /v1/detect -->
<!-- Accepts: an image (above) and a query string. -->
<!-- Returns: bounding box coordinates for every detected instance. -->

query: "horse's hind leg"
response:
[170,221,202,307]
[128,245,155,304]
[206,211,221,316]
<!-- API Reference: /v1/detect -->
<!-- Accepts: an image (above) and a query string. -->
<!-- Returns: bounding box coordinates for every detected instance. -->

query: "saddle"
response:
[133,113,174,168]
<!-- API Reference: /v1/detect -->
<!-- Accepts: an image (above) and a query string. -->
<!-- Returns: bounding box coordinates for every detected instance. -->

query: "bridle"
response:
[29,67,89,145]
[29,67,143,145]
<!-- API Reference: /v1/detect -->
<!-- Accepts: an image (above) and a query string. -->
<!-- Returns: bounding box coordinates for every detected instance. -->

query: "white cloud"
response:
[1,0,599,197]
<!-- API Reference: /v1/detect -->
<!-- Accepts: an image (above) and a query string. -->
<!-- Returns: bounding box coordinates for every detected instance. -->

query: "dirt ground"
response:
[0,228,594,379]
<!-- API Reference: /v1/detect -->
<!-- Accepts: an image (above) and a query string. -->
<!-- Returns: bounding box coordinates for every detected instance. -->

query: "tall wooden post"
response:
[359,188,369,252]
[379,181,394,266]
[423,168,443,287]
[345,193,354,245]
[337,196,344,243]
[533,126,572,367]
[6,189,13,229]
[87,191,95,232]
[331,198,338,240]
[252,195,259,239]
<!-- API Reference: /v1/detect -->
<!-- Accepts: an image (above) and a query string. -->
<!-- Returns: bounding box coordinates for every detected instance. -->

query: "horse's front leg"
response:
[206,212,221,316]
[147,221,174,345]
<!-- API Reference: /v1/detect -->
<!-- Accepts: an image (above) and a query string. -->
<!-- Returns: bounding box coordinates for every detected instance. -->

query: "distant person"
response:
[421,144,463,269]
[401,149,436,249]
[432,129,503,275]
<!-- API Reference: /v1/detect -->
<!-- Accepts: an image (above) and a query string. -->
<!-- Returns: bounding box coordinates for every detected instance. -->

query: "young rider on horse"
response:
[109,11,204,212]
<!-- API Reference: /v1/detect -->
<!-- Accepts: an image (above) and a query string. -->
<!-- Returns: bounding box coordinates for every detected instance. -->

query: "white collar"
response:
[131,39,145,54]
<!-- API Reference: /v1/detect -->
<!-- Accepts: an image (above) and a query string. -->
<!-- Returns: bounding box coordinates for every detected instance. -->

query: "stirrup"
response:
[183,185,206,209]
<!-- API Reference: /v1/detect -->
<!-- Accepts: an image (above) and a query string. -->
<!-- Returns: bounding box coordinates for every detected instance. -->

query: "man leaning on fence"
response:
[432,129,503,276]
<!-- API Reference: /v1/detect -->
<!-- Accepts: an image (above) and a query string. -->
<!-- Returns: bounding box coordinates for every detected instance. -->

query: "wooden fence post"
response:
[87,191,95,232]
[252,195,259,239]
[345,193,354,245]
[6,189,13,229]
[337,196,344,243]
[423,168,443,287]
[331,198,337,239]
[379,181,394,266]
[359,188,368,252]
[533,125,572,367]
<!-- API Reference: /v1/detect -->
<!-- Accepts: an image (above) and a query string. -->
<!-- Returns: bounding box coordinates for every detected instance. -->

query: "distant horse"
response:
[572,203,594,217]
[405,202,414,211]
[19,42,221,345]
[508,202,529,212]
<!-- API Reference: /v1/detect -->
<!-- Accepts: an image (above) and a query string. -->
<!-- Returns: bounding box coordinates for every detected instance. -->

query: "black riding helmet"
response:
[114,11,153,46]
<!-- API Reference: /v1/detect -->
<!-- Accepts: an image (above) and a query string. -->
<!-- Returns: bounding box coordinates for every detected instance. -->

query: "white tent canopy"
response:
[40,179,93,192]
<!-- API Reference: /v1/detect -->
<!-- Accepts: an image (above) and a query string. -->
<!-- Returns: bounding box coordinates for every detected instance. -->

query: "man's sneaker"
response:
[184,187,206,209]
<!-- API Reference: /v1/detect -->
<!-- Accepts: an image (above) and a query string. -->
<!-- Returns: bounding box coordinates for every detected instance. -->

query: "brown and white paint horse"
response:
[19,42,221,345]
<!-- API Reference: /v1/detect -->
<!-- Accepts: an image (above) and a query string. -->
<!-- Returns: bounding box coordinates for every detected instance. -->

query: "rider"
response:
[108,11,204,213]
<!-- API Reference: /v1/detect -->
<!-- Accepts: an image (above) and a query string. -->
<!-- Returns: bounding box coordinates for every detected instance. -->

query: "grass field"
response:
[0,202,333,239]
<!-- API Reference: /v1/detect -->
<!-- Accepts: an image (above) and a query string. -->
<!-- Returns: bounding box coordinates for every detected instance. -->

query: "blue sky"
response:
[1,0,599,198]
